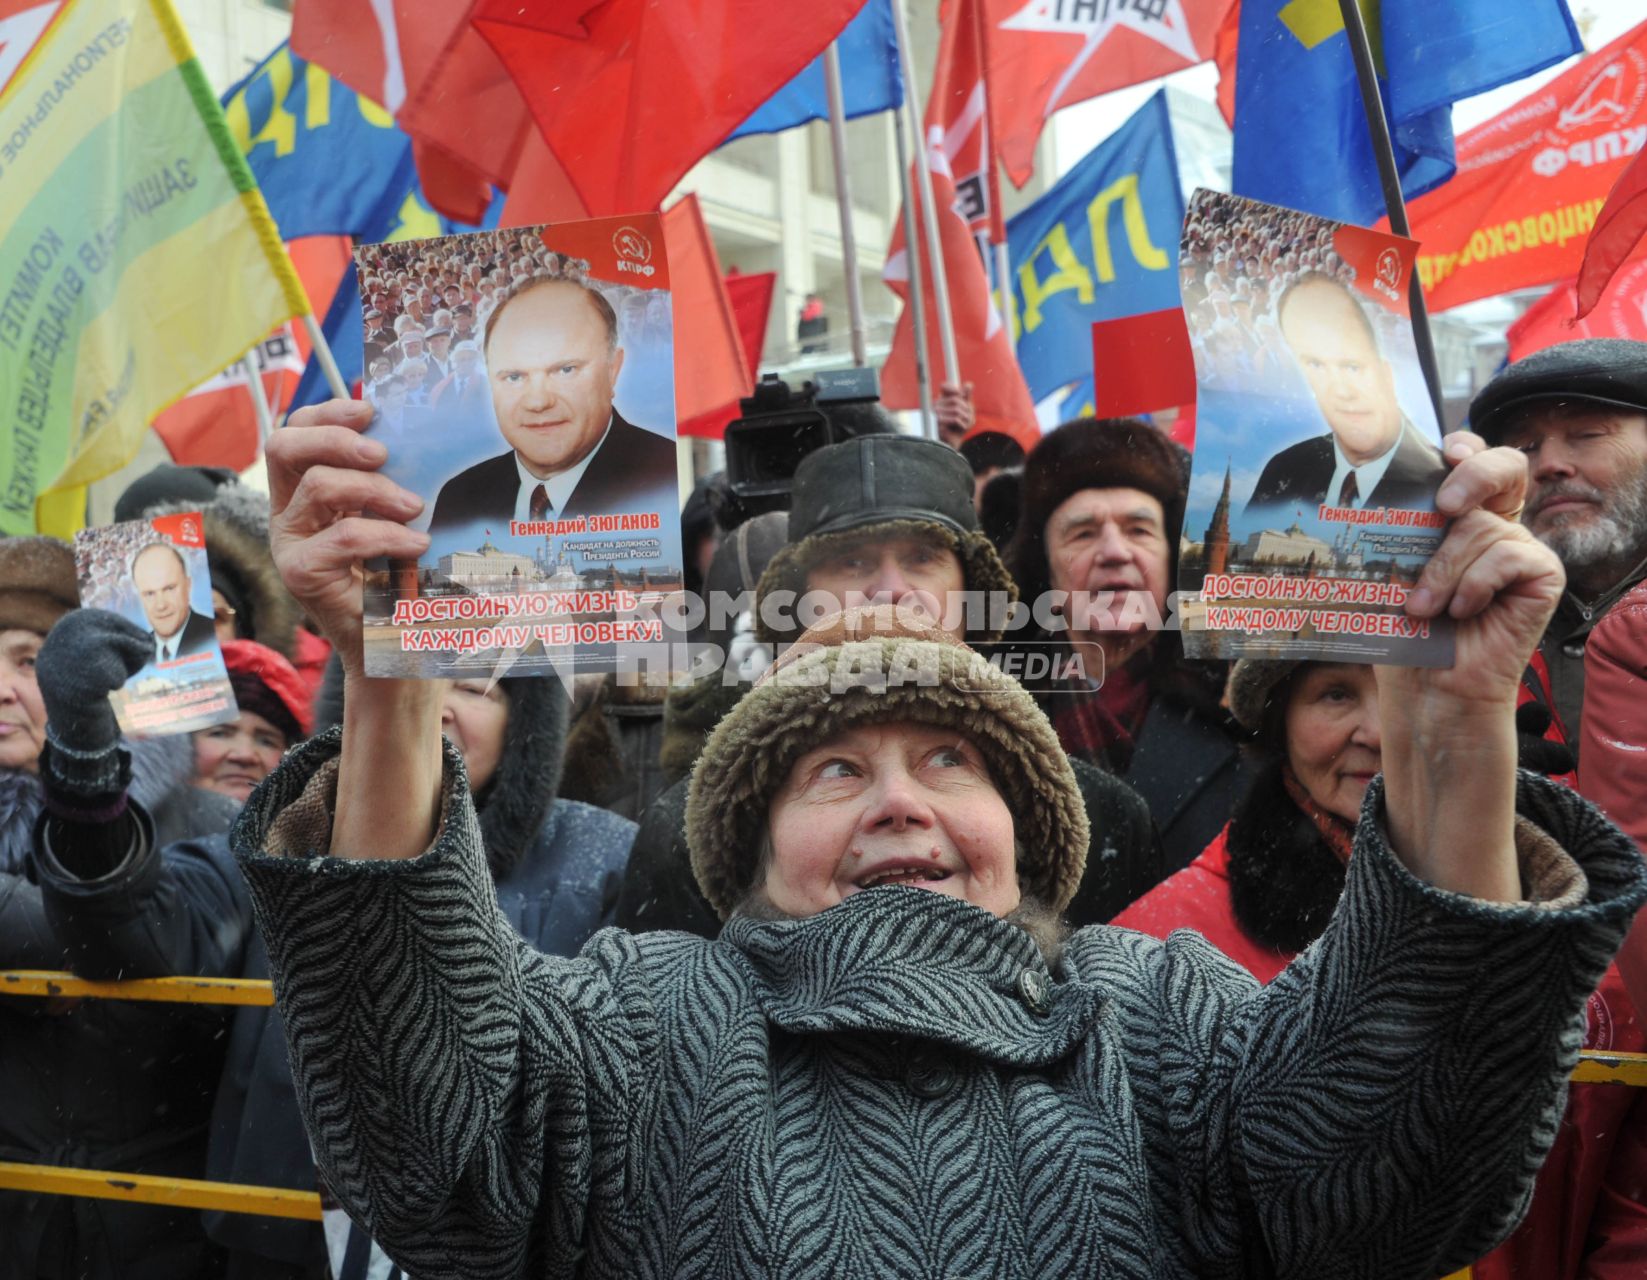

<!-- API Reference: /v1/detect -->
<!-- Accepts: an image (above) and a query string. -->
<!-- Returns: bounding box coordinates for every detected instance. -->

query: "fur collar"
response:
[1225,759,1347,954]
[0,770,43,873]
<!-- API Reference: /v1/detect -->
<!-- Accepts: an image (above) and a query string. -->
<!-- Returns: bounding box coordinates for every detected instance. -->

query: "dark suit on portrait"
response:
[149,610,217,664]
[1244,421,1444,518]
[428,411,677,532]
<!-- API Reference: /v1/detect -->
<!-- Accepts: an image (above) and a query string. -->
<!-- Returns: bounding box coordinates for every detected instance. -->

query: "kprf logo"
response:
[613,226,656,278]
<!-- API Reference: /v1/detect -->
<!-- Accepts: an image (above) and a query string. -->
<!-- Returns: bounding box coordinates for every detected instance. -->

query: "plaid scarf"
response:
[1048,649,1153,772]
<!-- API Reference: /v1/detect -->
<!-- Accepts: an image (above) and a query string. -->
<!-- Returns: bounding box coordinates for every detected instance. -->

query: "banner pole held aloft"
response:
[823,43,869,369]
[1336,0,1445,426]
[894,115,939,438]
[892,0,961,388]
[301,312,351,403]
[242,351,274,446]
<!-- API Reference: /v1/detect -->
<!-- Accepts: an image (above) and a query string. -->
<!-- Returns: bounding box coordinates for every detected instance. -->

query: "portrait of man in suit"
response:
[1245,271,1444,518]
[428,341,490,416]
[131,542,216,665]
[428,277,677,532]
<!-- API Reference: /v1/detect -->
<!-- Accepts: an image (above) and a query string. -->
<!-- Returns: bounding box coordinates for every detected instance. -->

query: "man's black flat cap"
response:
[788,434,978,541]
[1470,338,1647,444]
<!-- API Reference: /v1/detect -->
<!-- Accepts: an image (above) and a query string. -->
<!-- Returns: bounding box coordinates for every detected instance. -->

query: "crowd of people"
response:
[1179,199,1384,391]
[358,227,668,419]
[1,335,1645,1278]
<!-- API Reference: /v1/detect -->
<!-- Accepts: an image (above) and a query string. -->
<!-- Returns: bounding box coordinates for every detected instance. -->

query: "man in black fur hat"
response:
[1005,417,1241,873]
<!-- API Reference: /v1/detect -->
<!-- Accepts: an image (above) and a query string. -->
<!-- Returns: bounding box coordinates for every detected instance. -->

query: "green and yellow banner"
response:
[0,0,308,536]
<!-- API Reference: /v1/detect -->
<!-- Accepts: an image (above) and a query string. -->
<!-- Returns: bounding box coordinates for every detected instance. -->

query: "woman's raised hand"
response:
[1400,431,1565,709]
[266,400,429,679]
[1377,432,1565,901]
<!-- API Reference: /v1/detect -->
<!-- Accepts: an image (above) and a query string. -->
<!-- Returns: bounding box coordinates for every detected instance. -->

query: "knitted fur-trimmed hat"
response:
[754,436,1017,646]
[686,606,1088,919]
[1226,657,1303,734]
[1005,417,1188,609]
[0,536,78,637]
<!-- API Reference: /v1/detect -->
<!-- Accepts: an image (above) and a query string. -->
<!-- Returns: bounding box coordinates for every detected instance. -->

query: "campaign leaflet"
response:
[355,217,684,679]
[73,513,239,736]
[1175,189,1454,666]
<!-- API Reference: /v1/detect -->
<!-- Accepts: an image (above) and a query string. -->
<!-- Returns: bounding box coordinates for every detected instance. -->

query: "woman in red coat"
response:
[1115,658,1647,1278]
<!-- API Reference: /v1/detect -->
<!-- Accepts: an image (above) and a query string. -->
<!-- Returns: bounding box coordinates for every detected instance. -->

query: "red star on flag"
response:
[981,0,1230,186]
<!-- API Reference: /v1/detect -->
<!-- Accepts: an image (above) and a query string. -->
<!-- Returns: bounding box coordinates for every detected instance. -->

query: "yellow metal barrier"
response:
[0,970,274,1006]
[0,1162,321,1220]
[2,968,1645,1235]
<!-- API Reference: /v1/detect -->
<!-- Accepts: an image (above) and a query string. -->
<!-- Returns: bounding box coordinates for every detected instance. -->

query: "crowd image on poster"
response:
[354,217,684,679]
[1175,189,1454,666]
[73,513,240,736]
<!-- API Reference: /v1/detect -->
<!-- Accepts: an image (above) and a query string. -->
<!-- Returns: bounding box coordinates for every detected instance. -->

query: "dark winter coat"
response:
[1027,653,1243,875]
[34,671,636,1278]
[1123,665,1245,873]
[613,755,1163,937]
[1,736,240,1280]
[558,673,670,822]
[238,734,1646,1278]
[1115,760,1647,1280]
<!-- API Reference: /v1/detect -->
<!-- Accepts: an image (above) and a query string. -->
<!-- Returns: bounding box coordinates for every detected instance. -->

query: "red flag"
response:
[1399,19,1647,312]
[1213,0,1240,127]
[981,0,1232,188]
[1090,309,1196,419]
[1510,266,1647,360]
[663,195,754,427]
[883,0,1037,449]
[501,130,593,226]
[680,273,777,440]
[1576,146,1647,318]
[293,0,528,223]
[470,0,870,216]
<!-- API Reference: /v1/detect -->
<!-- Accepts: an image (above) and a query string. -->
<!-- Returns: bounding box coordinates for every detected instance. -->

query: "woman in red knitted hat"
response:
[191,639,314,803]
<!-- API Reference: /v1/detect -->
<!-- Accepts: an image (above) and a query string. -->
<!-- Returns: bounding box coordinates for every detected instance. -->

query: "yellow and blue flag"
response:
[221,40,498,407]
[223,41,428,242]
[0,0,308,536]
[1005,90,1183,403]
[1233,0,1582,226]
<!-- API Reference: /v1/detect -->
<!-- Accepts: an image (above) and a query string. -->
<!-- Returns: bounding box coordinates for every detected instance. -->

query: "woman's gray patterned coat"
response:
[236,735,1647,1279]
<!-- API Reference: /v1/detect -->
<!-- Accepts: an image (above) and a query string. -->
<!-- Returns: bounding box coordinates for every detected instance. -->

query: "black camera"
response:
[723,368,880,516]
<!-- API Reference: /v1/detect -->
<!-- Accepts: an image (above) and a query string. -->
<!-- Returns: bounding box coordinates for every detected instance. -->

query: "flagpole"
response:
[892,0,961,387]
[242,351,274,446]
[301,312,351,402]
[894,115,939,438]
[1336,0,1444,425]
[823,43,869,368]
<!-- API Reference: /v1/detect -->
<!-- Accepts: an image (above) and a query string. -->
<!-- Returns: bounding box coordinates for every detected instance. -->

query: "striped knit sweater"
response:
[235,734,1647,1279]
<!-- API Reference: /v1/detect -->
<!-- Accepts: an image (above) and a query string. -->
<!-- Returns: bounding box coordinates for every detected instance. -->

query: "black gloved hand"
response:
[1515,702,1576,777]
[36,609,152,793]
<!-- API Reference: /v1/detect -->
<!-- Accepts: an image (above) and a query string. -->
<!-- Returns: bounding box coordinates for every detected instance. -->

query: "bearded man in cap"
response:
[1469,338,1647,762]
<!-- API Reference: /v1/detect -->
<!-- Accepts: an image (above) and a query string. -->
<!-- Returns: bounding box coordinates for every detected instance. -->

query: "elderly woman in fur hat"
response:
[237,401,1646,1279]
